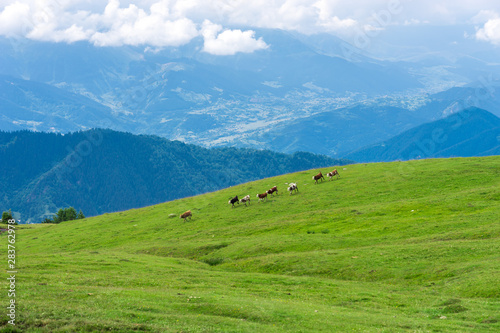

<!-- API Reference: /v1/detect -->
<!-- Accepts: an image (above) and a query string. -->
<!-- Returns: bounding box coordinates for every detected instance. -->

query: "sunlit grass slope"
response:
[2,157,499,332]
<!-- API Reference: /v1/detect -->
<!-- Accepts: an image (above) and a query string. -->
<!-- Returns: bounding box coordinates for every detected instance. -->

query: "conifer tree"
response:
[1,209,13,224]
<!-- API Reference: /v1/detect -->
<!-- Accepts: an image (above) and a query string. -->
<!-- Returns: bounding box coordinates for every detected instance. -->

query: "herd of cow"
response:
[179,169,340,221]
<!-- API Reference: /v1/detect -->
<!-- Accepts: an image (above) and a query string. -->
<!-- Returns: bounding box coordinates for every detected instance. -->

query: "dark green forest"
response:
[0,129,350,223]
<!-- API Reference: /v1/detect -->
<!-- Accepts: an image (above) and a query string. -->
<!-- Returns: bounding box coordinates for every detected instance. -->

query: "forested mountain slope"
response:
[344,107,500,162]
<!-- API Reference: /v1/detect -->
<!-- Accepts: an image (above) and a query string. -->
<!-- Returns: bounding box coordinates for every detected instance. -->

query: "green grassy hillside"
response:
[2,157,499,332]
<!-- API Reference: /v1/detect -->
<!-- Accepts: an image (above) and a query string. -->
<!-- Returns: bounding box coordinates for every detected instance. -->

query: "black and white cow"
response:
[228,195,239,208]
[287,183,299,195]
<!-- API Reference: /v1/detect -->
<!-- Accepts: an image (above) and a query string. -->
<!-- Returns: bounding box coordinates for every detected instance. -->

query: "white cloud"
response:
[0,0,199,47]
[87,0,199,47]
[0,0,361,48]
[201,20,268,55]
[0,2,30,37]
[314,0,357,32]
[470,9,499,24]
[29,23,91,43]
[476,16,500,45]
[472,10,500,45]
[404,19,421,26]
[219,0,358,35]
[2,0,500,51]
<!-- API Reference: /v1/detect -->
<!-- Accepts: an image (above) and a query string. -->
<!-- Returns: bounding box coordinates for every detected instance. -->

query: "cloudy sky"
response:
[1,0,499,55]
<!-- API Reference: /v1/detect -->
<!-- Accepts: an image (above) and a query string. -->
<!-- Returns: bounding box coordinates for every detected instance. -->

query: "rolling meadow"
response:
[1,157,499,332]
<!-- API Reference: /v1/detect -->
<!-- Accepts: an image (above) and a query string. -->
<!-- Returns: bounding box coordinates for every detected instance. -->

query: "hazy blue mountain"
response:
[190,29,422,93]
[252,104,427,156]
[0,32,429,154]
[416,81,500,120]
[0,32,422,101]
[0,129,350,223]
[0,75,128,132]
[0,35,419,112]
[343,107,500,162]
[366,24,500,65]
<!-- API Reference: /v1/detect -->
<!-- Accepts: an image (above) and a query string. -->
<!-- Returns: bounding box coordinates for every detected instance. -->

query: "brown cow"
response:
[327,169,340,180]
[267,185,278,197]
[256,192,268,202]
[312,172,325,184]
[179,210,192,221]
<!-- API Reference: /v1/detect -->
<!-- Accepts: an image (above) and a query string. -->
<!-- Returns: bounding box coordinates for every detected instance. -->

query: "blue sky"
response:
[1,0,499,55]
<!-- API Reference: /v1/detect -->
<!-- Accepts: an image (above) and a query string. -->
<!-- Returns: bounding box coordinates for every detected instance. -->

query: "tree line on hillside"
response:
[1,207,84,224]
[42,207,85,224]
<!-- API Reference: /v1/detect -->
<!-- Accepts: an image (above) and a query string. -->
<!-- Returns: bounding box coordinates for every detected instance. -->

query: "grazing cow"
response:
[240,195,251,206]
[180,210,192,221]
[287,183,299,195]
[228,195,239,208]
[256,192,268,202]
[327,169,340,180]
[267,186,278,197]
[312,172,325,184]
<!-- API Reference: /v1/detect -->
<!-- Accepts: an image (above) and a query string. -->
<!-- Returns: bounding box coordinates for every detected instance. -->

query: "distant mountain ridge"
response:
[1,32,500,156]
[0,75,127,132]
[255,104,426,156]
[0,129,349,223]
[343,107,500,162]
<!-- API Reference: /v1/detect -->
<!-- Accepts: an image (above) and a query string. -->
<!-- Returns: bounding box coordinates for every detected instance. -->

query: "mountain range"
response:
[1,30,500,156]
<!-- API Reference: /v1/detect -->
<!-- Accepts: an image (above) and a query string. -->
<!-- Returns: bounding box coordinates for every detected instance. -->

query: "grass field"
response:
[1,157,499,332]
